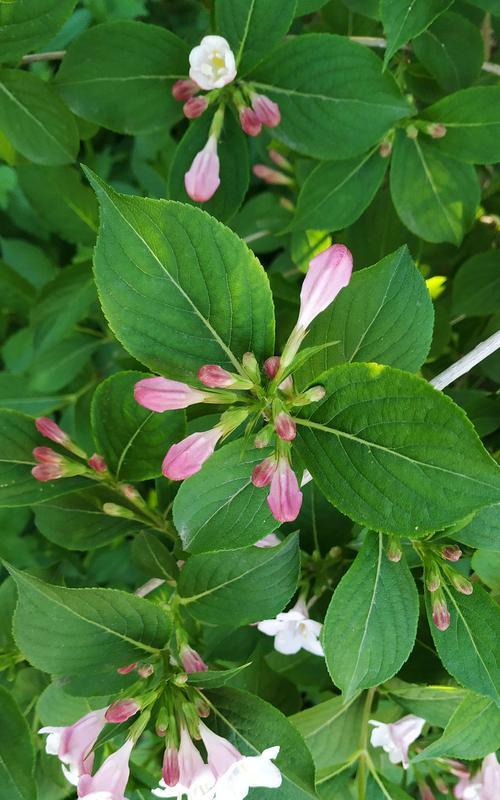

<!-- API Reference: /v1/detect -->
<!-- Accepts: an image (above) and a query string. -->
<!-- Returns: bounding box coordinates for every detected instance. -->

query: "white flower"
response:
[257,598,324,656]
[153,726,216,800]
[454,753,500,800]
[189,36,236,91]
[369,715,425,769]
[199,723,281,800]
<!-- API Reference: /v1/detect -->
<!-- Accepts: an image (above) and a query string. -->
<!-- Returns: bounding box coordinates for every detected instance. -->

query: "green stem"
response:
[357,688,376,800]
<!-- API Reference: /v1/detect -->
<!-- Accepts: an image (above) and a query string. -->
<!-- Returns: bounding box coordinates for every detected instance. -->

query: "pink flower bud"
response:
[279,375,294,396]
[274,411,296,441]
[252,93,281,127]
[135,376,208,412]
[105,699,140,724]
[254,428,273,449]
[264,356,280,379]
[162,427,223,480]
[138,664,154,678]
[88,453,107,472]
[117,662,137,675]
[428,123,446,138]
[33,446,63,464]
[298,244,353,330]
[267,457,302,523]
[440,545,462,562]
[180,645,208,674]
[252,457,276,488]
[253,164,292,185]
[269,149,291,170]
[432,594,451,631]
[198,364,233,388]
[32,463,62,482]
[450,572,473,595]
[162,746,180,787]
[379,140,392,158]
[239,107,262,137]
[194,697,211,717]
[184,135,220,202]
[172,79,198,101]
[387,536,402,563]
[183,95,208,119]
[35,417,69,445]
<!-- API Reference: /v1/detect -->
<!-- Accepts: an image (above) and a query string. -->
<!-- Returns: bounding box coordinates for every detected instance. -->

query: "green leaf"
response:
[425,585,500,705]
[215,0,296,74]
[0,69,79,166]
[0,409,89,507]
[0,0,76,62]
[29,333,100,392]
[366,773,413,800]
[18,164,98,246]
[173,439,279,554]
[34,489,143,550]
[0,686,37,800]
[452,505,500,551]
[386,679,465,727]
[168,107,249,223]
[471,549,500,592]
[9,565,170,685]
[390,131,480,245]
[130,532,178,580]
[292,694,365,773]
[54,21,189,134]
[250,34,409,160]
[178,534,300,625]
[296,246,434,387]
[422,87,500,165]
[207,688,317,799]
[323,534,418,698]
[414,692,500,761]
[0,259,35,314]
[412,12,484,92]
[37,683,108,726]
[86,169,275,381]
[187,663,251,689]
[31,262,96,351]
[91,371,185,481]
[452,251,500,318]
[294,363,500,536]
[0,374,63,416]
[292,148,388,232]
[380,0,452,65]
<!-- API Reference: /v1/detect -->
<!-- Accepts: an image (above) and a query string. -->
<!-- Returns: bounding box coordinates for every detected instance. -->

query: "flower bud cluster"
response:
[416,542,474,631]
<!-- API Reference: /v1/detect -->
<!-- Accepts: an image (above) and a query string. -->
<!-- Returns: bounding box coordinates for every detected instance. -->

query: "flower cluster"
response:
[415,542,474,631]
[135,244,353,524]
[171,35,281,203]
[453,753,500,800]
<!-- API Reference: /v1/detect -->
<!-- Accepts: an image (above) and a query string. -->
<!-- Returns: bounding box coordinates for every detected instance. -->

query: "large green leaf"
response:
[323,534,418,698]
[386,680,465,727]
[291,694,365,773]
[207,688,317,800]
[452,505,500,551]
[296,246,434,387]
[9,566,170,685]
[168,107,249,223]
[452,251,500,318]
[422,87,500,165]
[91,371,185,481]
[86,169,275,381]
[414,692,500,761]
[0,409,89,507]
[380,0,452,65]
[390,131,479,245]
[0,69,79,166]
[0,687,36,800]
[178,535,299,625]
[215,0,296,74]
[294,364,500,536]
[54,21,189,134]
[425,585,500,705]
[412,12,484,92]
[173,440,279,554]
[250,34,409,160]
[0,0,76,62]
[292,148,388,232]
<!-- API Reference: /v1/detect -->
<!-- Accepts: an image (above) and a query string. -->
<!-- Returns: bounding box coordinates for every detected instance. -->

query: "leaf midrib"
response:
[0,80,71,160]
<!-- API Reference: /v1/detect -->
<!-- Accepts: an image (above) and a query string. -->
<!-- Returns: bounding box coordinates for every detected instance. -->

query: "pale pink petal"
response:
[297,244,353,329]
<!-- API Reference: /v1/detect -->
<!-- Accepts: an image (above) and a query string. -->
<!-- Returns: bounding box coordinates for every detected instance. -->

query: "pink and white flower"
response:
[39,708,107,785]
[454,753,500,800]
[105,700,140,724]
[189,36,236,91]
[77,738,134,799]
[162,427,224,480]
[297,244,353,330]
[369,715,426,769]
[153,726,216,799]
[185,136,220,202]
[180,644,208,674]
[199,722,282,800]
[257,598,323,656]
[267,457,302,523]
[134,376,208,412]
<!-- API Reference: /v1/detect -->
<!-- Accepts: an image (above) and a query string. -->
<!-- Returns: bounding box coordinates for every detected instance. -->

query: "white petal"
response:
[42,730,62,756]
[262,746,280,761]
[274,628,303,655]
[241,756,282,789]
[213,768,248,800]
[370,723,391,749]
[302,634,324,657]
[61,761,80,786]
[257,619,284,636]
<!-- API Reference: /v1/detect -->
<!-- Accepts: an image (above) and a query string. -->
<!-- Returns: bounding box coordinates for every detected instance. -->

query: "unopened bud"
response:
[264,356,280,379]
[239,106,262,137]
[198,364,253,390]
[278,375,294,396]
[117,662,137,675]
[406,124,419,139]
[119,483,141,501]
[448,571,473,595]
[440,545,462,562]
[252,457,276,488]
[180,645,208,674]
[35,417,86,458]
[432,590,451,631]
[242,352,260,383]
[219,407,249,435]
[156,707,169,737]
[253,164,292,185]
[194,697,211,718]
[427,123,446,139]
[173,672,189,686]
[274,411,296,441]
[183,96,208,119]
[172,79,198,101]
[162,746,180,787]
[102,503,137,519]
[105,698,140,724]
[292,385,326,406]
[88,453,107,473]
[269,149,291,170]
[386,535,402,563]
[279,197,295,212]
[138,663,154,678]
[254,426,273,449]
[379,140,392,158]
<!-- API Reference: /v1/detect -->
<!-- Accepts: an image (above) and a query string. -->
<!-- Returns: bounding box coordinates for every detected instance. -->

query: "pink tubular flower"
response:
[369,715,426,769]
[199,721,282,798]
[254,533,281,548]
[134,376,208,412]
[253,164,292,186]
[252,457,276,488]
[274,412,296,442]
[251,94,281,128]
[239,107,262,137]
[32,463,64,481]
[162,746,180,787]
[105,699,140,724]
[432,592,451,631]
[198,364,252,390]
[264,356,280,379]
[183,96,208,119]
[39,708,107,786]
[162,427,223,480]
[36,417,70,446]
[184,135,220,202]
[77,738,134,800]
[180,644,208,674]
[267,457,302,523]
[297,244,353,330]
[153,726,216,799]
[33,446,62,464]
[88,453,107,473]
[172,79,198,101]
